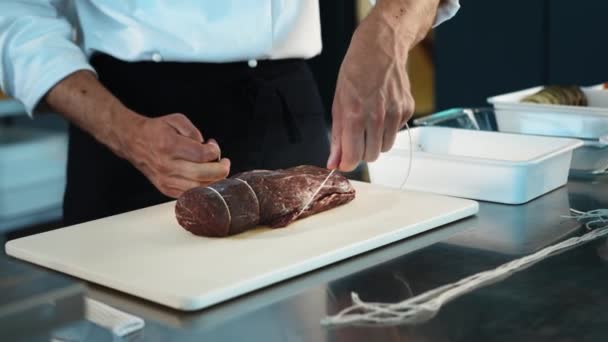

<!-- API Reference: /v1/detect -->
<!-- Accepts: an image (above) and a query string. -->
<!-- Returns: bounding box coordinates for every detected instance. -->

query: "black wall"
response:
[435,0,607,110]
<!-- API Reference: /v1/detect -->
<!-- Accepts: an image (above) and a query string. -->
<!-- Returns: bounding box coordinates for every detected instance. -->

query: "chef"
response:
[0,0,458,225]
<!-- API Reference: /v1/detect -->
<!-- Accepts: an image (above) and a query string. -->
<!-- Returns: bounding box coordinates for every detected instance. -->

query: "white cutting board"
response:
[6,181,478,311]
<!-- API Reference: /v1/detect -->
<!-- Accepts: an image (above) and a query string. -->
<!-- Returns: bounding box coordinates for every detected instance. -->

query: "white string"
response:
[563,208,608,230]
[399,122,414,190]
[235,178,261,215]
[321,208,608,327]
[294,169,337,220]
[206,186,231,227]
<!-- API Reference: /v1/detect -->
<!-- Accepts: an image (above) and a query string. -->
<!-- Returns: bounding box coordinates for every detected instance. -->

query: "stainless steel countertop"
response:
[0,255,84,341]
[53,175,608,341]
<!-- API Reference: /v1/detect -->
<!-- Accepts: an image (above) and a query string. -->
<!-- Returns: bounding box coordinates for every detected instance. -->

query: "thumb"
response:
[165,113,204,142]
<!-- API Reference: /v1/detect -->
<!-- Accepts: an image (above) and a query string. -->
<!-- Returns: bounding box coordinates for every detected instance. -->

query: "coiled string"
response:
[321,208,608,327]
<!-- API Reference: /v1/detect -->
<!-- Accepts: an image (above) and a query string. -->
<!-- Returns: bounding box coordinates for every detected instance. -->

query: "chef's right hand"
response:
[123,113,230,198]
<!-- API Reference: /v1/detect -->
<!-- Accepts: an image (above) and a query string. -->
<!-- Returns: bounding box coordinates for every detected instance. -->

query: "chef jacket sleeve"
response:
[0,1,96,116]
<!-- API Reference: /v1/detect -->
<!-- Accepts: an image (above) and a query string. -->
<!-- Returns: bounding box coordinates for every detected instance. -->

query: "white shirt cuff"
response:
[434,0,460,27]
[20,59,95,116]
[367,0,460,27]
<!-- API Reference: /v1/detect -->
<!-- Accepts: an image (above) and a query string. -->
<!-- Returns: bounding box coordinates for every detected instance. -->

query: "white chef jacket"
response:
[0,0,459,114]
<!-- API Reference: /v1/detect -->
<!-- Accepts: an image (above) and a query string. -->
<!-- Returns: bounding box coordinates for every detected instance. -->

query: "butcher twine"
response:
[206,186,232,227]
[321,208,608,327]
[399,122,414,189]
[234,178,260,210]
[205,178,261,230]
[294,169,337,220]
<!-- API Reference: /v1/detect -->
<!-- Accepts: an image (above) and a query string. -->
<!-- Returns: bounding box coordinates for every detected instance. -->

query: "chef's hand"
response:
[123,113,230,198]
[45,71,230,198]
[327,0,440,171]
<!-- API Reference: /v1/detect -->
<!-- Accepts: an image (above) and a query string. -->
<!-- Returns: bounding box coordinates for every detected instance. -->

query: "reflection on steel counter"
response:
[0,257,84,340]
[326,228,608,339]
[445,185,580,256]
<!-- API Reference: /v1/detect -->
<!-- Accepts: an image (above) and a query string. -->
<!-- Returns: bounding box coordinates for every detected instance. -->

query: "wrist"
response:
[355,10,412,65]
[103,102,146,160]
[368,0,440,47]
[45,70,146,161]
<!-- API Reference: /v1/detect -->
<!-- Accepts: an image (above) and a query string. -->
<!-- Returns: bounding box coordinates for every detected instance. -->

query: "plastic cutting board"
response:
[6,181,478,311]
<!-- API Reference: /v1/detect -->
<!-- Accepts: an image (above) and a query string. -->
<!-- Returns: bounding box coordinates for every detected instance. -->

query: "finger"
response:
[327,136,342,170]
[339,113,365,172]
[363,111,384,162]
[207,138,221,161]
[172,135,221,162]
[162,188,183,199]
[400,99,415,128]
[170,158,231,182]
[382,110,401,152]
[162,177,205,198]
[165,113,204,142]
[327,111,343,170]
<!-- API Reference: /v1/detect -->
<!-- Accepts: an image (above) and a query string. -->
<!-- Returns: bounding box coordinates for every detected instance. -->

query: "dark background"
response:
[434,0,607,109]
[308,1,357,121]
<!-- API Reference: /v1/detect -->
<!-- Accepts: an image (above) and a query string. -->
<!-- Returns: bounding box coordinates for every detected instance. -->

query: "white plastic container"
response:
[414,107,608,174]
[0,126,67,220]
[487,85,608,139]
[368,127,583,204]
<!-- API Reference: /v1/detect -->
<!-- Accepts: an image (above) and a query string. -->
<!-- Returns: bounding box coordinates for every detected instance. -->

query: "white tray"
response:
[487,85,608,139]
[414,107,608,173]
[368,127,583,204]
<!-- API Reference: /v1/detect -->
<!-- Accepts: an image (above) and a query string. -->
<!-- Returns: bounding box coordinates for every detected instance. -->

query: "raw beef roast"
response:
[175,165,356,237]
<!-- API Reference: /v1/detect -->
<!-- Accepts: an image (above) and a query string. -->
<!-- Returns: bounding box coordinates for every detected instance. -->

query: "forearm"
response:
[369,0,441,48]
[45,71,143,158]
[45,70,228,197]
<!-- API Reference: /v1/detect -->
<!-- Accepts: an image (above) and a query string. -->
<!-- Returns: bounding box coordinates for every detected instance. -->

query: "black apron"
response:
[63,54,330,226]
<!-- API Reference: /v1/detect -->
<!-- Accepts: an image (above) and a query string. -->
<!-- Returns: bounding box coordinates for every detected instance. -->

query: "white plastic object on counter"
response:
[414,107,608,174]
[368,127,583,204]
[85,298,144,337]
[487,84,608,139]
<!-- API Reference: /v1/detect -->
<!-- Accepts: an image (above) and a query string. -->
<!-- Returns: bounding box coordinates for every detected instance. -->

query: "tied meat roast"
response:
[175,165,356,237]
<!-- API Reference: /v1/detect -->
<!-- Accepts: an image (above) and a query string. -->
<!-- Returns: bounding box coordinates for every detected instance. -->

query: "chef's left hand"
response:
[327,0,439,171]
